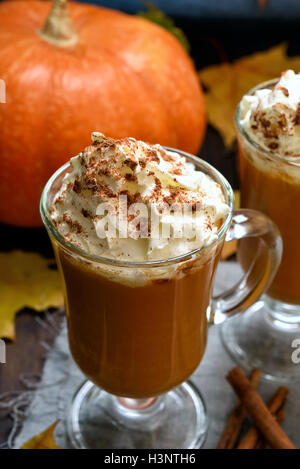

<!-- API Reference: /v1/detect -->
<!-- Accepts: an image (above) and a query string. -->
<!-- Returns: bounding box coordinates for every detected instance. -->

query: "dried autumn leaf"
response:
[199,43,300,147]
[21,421,61,449]
[0,251,63,340]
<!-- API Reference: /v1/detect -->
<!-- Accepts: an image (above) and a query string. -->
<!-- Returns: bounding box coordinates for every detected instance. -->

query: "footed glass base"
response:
[221,295,300,382]
[67,380,207,449]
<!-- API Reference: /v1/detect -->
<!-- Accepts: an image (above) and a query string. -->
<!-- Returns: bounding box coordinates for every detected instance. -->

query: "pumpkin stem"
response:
[38,0,78,47]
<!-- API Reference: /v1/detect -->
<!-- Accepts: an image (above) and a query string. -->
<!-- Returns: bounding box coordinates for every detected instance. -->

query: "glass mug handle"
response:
[211,209,282,325]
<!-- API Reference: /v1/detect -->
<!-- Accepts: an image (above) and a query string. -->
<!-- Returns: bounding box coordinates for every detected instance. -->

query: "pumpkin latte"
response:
[50,134,229,397]
[238,70,300,304]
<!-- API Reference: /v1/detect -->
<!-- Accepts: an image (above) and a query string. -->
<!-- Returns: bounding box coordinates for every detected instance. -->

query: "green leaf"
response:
[138,2,190,52]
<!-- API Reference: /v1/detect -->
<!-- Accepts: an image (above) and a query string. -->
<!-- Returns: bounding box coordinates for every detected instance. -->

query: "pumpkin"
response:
[0,0,206,227]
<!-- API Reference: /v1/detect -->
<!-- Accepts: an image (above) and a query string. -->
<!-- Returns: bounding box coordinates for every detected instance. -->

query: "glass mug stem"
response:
[117,396,157,410]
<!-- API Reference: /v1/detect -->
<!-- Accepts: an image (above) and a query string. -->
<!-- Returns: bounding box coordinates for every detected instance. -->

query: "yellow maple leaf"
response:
[0,251,63,340]
[21,421,61,449]
[199,43,300,147]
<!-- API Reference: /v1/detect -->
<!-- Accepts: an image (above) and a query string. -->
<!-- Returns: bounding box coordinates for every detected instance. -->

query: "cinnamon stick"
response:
[227,366,295,449]
[256,407,286,449]
[237,386,288,449]
[217,368,261,449]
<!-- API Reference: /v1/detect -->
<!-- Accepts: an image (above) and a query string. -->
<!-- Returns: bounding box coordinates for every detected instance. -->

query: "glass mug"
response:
[221,79,300,382]
[40,148,282,449]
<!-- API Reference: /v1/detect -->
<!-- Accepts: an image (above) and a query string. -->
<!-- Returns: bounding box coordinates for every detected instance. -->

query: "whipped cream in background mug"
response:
[240,70,300,160]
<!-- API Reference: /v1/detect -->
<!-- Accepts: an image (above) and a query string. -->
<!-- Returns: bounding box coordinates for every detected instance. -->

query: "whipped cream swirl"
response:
[50,133,229,262]
[240,70,300,159]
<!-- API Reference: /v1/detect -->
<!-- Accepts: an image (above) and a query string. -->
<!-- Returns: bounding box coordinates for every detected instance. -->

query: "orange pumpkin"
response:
[0,0,206,227]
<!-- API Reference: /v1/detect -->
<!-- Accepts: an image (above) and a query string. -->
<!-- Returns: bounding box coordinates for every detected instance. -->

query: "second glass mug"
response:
[40,148,282,449]
[221,79,300,383]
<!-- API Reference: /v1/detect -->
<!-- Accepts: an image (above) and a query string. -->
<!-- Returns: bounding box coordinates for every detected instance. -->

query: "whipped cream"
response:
[240,70,300,159]
[50,133,229,262]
